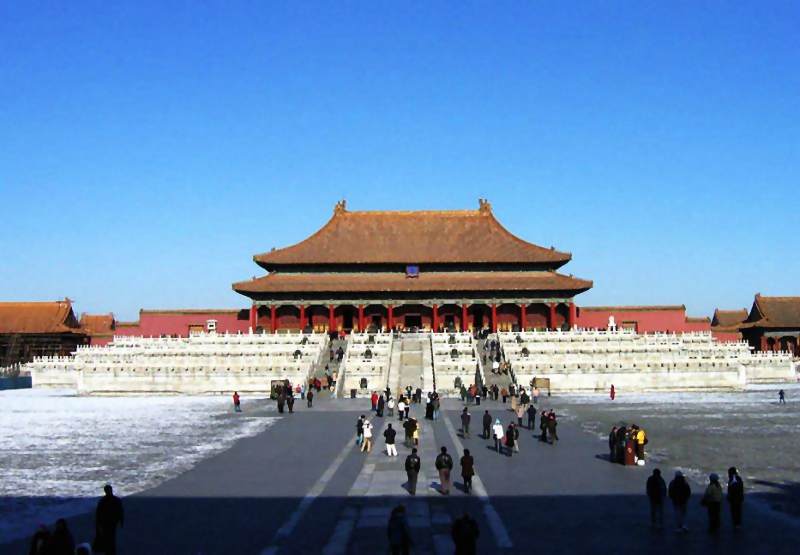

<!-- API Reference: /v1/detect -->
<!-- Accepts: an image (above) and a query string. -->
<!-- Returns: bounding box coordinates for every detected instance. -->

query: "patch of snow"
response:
[0,389,277,543]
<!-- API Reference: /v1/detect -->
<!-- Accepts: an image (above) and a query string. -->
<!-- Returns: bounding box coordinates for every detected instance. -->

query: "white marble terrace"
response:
[28,331,328,395]
[338,332,394,397]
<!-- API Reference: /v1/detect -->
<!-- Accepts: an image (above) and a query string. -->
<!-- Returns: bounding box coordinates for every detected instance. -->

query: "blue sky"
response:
[1,2,797,321]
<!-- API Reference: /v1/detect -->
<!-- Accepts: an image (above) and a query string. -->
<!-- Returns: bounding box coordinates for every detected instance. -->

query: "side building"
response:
[233,199,593,334]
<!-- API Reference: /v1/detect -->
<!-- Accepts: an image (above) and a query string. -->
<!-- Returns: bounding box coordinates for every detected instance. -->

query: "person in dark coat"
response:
[608,427,618,462]
[701,473,723,532]
[505,423,515,457]
[460,407,471,438]
[286,393,295,413]
[50,518,75,555]
[435,447,454,495]
[646,468,667,528]
[405,448,421,495]
[460,449,475,493]
[526,404,536,430]
[277,391,286,414]
[94,484,124,555]
[668,470,691,531]
[727,466,745,529]
[377,395,385,417]
[307,389,314,408]
[451,512,480,555]
[28,525,51,555]
[546,411,558,444]
[482,410,492,439]
[387,504,412,555]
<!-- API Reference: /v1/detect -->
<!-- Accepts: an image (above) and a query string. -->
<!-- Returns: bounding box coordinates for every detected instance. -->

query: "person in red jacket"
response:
[371,391,379,412]
[610,384,616,401]
[233,391,241,412]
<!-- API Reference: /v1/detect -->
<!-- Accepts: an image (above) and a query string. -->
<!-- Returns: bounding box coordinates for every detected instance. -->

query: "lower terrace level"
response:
[250,300,578,334]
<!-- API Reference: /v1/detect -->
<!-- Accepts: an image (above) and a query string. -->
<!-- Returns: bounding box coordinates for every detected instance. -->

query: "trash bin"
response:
[624,439,636,466]
[476,395,481,406]
[350,388,357,399]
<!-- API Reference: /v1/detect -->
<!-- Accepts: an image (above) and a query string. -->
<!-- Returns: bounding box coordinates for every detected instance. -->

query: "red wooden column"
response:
[568,302,577,329]
[249,304,258,330]
[387,305,394,330]
[328,304,336,332]
[461,304,468,332]
[358,305,365,331]
[490,304,498,332]
[299,305,306,330]
[548,303,558,330]
[432,304,439,332]
[270,305,277,332]
[519,303,527,331]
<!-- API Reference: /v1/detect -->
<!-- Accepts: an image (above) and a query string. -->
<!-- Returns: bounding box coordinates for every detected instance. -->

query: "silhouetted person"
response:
[779,389,786,404]
[701,473,723,533]
[728,466,745,529]
[460,449,475,494]
[377,394,385,417]
[277,391,286,413]
[387,504,412,555]
[451,512,480,555]
[232,391,241,412]
[668,470,691,532]
[646,468,667,528]
[307,389,314,408]
[505,423,515,457]
[287,394,295,413]
[405,448,421,495]
[28,524,51,555]
[94,484,124,555]
[436,446,454,494]
[50,518,75,555]
[482,410,492,439]
[460,407,471,437]
[526,404,536,429]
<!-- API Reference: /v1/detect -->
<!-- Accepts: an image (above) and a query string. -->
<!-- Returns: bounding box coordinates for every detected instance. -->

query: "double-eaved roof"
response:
[235,200,592,298]
[254,200,571,267]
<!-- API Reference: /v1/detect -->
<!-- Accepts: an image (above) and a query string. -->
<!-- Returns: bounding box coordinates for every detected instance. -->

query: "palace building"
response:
[233,200,593,334]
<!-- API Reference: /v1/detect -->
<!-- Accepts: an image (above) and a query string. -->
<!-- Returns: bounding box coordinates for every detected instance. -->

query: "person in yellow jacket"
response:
[634,426,647,465]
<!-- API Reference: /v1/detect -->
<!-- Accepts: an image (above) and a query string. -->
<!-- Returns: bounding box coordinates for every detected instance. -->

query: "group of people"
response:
[646,466,745,533]
[608,424,648,465]
[388,505,479,555]
[29,485,124,555]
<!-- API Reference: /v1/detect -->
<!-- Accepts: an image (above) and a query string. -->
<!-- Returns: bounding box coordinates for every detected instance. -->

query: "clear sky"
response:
[1,2,797,321]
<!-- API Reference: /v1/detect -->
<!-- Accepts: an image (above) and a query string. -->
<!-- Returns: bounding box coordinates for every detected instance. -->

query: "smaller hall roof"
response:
[711,309,748,330]
[80,313,116,336]
[254,200,571,267]
[743,295,800,329]
[0,300,83,334]
[234,270,592,295]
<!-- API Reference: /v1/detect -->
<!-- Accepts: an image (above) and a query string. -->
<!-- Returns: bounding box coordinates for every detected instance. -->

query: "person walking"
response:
[511,423,520,453]
[727,466,745,529]
[405,448,421,495]
[779,389,786,404]
[397,398,406,421]
[287,393,295,414]
[94,484,124,555]
[515,404,525,427]
[610,384,616,400]
[307,389,314,408]
[492,419,505,453]
[505,422,516,457]
[388,396,395,417]
[377,394,385,417]
[460,449,475,494]
[356,415,365,447]
[668,470,691,532]
[451,512,480,555]
[546,411,558,444]
[232,391,242,412]
[701,473,724,533]
[405,399,412,420]
[384,423,398,457]
[646,468,667,528]
[482,410,492,439]
[461,407,471,438]
[634,426,647,465]
[387,505,412,555]
[526,404,536,430]
[435,447,454,495]
[277,390,286,414]
[361,419,373,453]
[371,391,379,412]
[50,518,75,555]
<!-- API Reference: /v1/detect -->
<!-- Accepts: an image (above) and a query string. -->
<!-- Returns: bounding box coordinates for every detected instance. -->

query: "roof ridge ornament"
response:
[478,198,492,214]
[334,199,347,214]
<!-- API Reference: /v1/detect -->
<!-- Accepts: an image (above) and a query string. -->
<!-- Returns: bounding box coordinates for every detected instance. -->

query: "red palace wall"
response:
[576,306,711,334]
[115,310,250,337]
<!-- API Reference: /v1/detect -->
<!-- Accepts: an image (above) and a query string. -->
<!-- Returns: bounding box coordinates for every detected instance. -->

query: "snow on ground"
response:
[0,389,277,543]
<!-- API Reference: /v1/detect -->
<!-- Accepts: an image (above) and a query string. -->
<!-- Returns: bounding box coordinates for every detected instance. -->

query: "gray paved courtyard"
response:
[3,393,800,554]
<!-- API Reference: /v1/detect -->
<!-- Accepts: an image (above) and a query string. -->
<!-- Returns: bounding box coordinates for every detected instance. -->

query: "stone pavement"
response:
[3,395,799,554]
